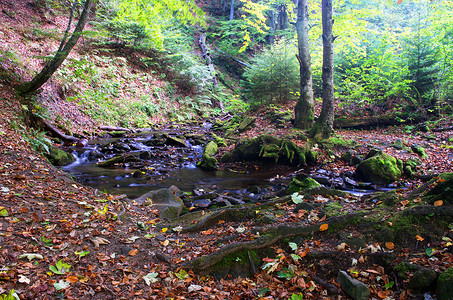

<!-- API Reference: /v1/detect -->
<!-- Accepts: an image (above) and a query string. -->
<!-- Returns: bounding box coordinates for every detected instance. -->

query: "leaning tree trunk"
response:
[17,0,94,95]
[294,0,314,130]
[310,0,334,139]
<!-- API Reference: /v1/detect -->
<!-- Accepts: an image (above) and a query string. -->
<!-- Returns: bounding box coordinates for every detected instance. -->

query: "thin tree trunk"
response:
[310,0,334,139]
[294,0,314,129]
[229,0,235,20]
[17,0,93,95]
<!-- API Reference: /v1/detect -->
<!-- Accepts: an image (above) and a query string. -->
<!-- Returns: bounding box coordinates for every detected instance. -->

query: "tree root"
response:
[182,212,365,273]
[179,196,291,233]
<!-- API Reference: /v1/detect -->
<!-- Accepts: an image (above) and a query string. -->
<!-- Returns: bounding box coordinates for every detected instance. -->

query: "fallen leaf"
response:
[18,275,30,284]
[91,237,110,248]
[415,235,424,241]
[377,290,391,298]
[319,224,328,231]
[201,229,213,235]
[188,284,202,293]
[65,276,79,283]
[161,240,169,246]
[128,249,138,256]
[19,253,44,261]
[143,272,159,285]
[434,200,443,207]
[400,200,409,207]
[337,243,348,251]
[385,242,395,250]
[161,228,168,233]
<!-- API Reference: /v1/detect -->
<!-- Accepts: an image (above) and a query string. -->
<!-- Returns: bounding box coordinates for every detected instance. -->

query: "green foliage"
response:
[0,290,19,300]
[49,259,71,275]
[242,38,299,104]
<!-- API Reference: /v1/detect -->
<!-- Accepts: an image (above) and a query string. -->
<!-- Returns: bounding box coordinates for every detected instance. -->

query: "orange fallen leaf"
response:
[385,242,395,250]
[65,276,79,283]
[434,200,443,207]
[128,249,138,256]
[299,248,310,258]
[319,224,328,231]
[400,200,409,207]
[377,290,391,298]
[201,229,213,235]
[415,235,424,241]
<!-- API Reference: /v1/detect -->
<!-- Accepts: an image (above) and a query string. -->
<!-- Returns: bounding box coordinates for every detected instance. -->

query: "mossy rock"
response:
[437,267,453,300]
[220,151,232,163]
[424,173,453,205]
[408,268,437,291]
[198,141,218,170]
[392,138,405,150]
[211,133,227,147]
[231,135,318,166]
[45,146,75,166]
[355,152,402,184]
[411,144,428,159]
[287,175,321,194]
[237,116,256,133]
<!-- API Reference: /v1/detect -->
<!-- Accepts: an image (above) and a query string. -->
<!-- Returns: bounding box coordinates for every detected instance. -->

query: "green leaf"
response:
[289,242,298,251]
[425,248,435,257]
[74,250,90,258]
[291,254,301,262]
[174,269,189,280]
[384,281,394,289]
[0,209,8,217]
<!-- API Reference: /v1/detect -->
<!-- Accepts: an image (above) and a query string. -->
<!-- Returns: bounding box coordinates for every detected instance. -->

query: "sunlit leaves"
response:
[143,272,159,285]
[49,260,71,275]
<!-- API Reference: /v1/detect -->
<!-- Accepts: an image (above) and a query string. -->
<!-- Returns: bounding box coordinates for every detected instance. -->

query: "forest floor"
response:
[1,78,453,299]
[1,1,453,299]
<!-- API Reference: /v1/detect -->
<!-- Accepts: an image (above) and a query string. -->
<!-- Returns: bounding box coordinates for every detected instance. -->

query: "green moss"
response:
[324,202,345,217]
[287,176,321,194]
[211,133,227,147]
[437,268,453,300]
[198,141,218,170]
[356,152,402,184]
[45,146,75,166]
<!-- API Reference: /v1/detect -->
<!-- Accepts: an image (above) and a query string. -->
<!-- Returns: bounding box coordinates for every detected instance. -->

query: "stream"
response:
[62,128,294,204]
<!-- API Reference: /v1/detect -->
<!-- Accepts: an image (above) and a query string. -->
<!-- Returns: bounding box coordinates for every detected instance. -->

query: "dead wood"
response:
[99,125,131,132]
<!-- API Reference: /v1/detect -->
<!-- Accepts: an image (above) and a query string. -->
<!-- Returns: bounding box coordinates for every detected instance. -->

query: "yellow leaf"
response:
[415,235,424,241]
[434,200,443,207]
[385,242,395,250]
[319,224,328,232]
[161,227,168,233]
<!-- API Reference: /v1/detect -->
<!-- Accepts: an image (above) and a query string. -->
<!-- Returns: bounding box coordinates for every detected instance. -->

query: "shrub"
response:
[242,38,299,105]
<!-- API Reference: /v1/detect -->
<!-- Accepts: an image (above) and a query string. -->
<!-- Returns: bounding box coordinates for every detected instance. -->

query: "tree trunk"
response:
[293,0,314,130]
[17,0,93,95]
[229,0,235,21]
[310,0,334,139]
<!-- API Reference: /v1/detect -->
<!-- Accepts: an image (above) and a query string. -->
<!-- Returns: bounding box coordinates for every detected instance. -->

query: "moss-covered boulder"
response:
[45,146,75,166]
[355,151,402,184]
[437,267,453,300]
[408,268,438,291]
[237,116,256,133]
[231,135,318,166]
[198,141,218,170]
[287,175,321,194]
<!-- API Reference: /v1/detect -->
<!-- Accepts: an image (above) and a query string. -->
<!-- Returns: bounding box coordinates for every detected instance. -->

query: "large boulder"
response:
[231,135,318,166]
[355,151,402,184]
[197,141,218,170]
[134,186,183,220]
[45,146,75,166]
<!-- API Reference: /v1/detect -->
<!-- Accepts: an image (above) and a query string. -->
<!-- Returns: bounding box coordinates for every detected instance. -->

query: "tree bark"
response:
[310,0,334,139]
[229,0,235,21]
[294,0,314,130]
[17,0,94,95]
